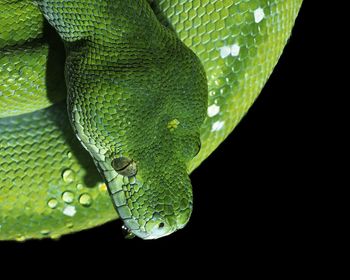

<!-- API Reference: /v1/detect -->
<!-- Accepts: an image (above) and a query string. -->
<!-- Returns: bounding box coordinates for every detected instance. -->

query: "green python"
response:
[0,0,303,240]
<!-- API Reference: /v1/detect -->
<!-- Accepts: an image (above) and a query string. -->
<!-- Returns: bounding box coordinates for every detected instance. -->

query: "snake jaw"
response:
[120,185,193,239]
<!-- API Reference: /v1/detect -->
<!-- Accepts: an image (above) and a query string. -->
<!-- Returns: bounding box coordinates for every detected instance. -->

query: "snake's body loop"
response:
[0,0,303,240]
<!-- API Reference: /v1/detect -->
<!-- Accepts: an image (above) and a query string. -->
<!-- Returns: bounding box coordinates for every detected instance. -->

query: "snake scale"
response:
[0,0,302,240]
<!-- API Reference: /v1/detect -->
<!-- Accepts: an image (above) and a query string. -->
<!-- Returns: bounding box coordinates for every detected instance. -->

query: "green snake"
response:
[0,0,302,240]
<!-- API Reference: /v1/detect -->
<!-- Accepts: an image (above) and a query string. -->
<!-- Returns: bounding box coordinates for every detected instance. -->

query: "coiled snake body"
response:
[0,0,302,240]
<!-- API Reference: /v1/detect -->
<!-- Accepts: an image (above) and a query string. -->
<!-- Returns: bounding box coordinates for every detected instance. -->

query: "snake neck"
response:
[34,0,167,46]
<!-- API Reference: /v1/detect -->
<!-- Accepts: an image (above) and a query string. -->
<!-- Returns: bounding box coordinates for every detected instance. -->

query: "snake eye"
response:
[189,138,201,158]
[194,139,201,157]
[112,157,137,177]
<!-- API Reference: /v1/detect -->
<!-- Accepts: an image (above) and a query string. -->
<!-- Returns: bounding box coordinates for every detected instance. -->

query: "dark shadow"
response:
[43,20,66,104]
[148,0,176,31]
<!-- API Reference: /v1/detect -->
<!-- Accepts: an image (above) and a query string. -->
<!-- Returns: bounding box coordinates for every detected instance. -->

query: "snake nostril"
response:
[158,222,165,228]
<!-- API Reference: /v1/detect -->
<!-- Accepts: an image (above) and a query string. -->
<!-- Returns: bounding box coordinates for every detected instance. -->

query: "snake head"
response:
[70,53,206,238]
[81,48,207,238]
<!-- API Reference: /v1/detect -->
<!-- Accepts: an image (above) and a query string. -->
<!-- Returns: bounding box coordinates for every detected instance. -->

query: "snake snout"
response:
[141,217,183,240]
[124,205,192,240]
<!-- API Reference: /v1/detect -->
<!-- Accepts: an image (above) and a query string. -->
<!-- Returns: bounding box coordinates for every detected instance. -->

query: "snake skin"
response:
[0,0,303,240]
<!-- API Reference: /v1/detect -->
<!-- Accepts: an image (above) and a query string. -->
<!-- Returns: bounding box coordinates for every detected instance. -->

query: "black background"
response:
[1,2,315,261]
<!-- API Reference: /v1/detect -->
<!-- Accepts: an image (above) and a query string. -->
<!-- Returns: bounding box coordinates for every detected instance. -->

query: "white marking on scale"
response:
[207,104,220,117]
[219,46,231,58]
[220,43,240,58]
[230,44,240,56]
[63,205,76,217]
[254,8,265,23]
[211,121,225,132]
